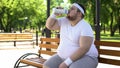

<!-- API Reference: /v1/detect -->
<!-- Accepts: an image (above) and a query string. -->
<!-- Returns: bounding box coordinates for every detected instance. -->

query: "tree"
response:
[100,0,120,36]
[70,0,120,36]
[0,0,46,32]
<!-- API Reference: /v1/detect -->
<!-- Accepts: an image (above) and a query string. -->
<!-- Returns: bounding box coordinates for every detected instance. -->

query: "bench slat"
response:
[20,57,45,68]
[15,39,33,41]
[40,38,60,43]
[0,34,16,41]
[39,50,56,56]
[40,44,58,49]
[99,58,120,66]
[16,34,33,40]
[0,39,15,41]
[95,41,120,47]
[99,49,120,56]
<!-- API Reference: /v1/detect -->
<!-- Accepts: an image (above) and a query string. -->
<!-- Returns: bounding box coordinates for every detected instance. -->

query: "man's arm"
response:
[46,15,60,30]
[70,36,93,61]
[59,36,93,68]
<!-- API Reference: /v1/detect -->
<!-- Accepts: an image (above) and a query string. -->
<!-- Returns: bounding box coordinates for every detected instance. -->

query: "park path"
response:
[0,42,120,68]
[0,48,37,68]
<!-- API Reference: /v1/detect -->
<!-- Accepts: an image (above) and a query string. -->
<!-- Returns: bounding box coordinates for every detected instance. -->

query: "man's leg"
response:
[43,54,63,68]
[69,55,98,68]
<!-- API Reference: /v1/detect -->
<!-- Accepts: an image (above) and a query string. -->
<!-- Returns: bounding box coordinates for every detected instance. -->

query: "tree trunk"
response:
[118,25,120,35]
[110,12,114,36]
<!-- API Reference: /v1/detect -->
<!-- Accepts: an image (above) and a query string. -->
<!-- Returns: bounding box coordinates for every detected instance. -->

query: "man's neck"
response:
[70,17,82,26]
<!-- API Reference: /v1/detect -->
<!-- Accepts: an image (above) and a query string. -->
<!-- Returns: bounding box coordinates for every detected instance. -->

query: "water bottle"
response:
[53,8,68,14]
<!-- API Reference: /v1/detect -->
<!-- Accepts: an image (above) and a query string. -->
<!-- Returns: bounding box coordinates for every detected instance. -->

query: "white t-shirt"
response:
[57,17,98,59]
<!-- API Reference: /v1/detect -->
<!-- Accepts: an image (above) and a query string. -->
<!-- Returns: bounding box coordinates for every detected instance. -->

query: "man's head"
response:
[67,3,85,21]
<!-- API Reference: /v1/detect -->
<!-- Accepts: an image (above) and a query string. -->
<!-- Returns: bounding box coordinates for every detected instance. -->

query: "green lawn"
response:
[100,31,120,42]
[39,31,120,42]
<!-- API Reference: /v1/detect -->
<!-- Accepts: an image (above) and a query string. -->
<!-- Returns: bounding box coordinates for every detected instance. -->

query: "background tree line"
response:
[0,0,120,36]
[70,0,120,36]
[0,0,46,32]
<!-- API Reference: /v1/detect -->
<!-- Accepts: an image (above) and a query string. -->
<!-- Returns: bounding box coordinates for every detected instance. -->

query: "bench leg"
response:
[14,41,16,47]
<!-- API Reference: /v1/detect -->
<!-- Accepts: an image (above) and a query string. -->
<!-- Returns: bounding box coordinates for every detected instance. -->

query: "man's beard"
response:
[66,14,77,21]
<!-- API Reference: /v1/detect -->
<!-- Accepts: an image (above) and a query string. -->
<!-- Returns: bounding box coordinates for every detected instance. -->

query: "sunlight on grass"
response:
[94,31,120,42]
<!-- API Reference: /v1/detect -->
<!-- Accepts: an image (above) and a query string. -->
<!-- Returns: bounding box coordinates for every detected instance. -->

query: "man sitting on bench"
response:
[44,3,98,68]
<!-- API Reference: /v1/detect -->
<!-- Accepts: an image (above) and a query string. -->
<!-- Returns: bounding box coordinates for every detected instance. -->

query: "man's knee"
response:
[43,61,49,68]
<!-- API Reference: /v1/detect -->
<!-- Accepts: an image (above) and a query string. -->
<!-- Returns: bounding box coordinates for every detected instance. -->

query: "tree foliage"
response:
[0,0,46,32]
[70,0,120,36]
[1,0,120,36]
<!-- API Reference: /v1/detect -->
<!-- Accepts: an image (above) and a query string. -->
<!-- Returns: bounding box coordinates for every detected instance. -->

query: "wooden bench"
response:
[95,40,120,66]
[14,38,120,68]
[0,33,34,46]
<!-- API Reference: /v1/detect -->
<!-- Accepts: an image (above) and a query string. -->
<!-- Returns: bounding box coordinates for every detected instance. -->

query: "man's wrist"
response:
[64,57,73,66]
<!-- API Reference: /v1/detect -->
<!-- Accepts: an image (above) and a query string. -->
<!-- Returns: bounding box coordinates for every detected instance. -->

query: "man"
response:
[43,3,98,68]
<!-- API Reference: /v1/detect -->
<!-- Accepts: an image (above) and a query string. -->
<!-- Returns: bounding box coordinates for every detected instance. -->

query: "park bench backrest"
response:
[0,33,16,41]
[38,38,60,56]
[15,33,33,41]
[95,40,120,66]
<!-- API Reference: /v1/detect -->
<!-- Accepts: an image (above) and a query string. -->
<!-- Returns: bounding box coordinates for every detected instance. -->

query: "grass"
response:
[100,31,120,42]
[39,30,120,42]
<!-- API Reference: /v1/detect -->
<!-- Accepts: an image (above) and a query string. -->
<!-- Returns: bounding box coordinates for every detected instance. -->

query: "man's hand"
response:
[59,62,68,68]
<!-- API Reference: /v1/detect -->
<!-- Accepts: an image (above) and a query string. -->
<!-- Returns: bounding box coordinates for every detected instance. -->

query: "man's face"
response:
[67,6,78,21]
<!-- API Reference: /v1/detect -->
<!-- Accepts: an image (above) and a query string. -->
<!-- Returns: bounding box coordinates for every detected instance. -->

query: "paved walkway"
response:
[0,43,120,68]
[0,49,37,68]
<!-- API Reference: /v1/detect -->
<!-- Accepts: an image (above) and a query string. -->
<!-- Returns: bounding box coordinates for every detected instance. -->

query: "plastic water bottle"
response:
[53,8,68,14]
